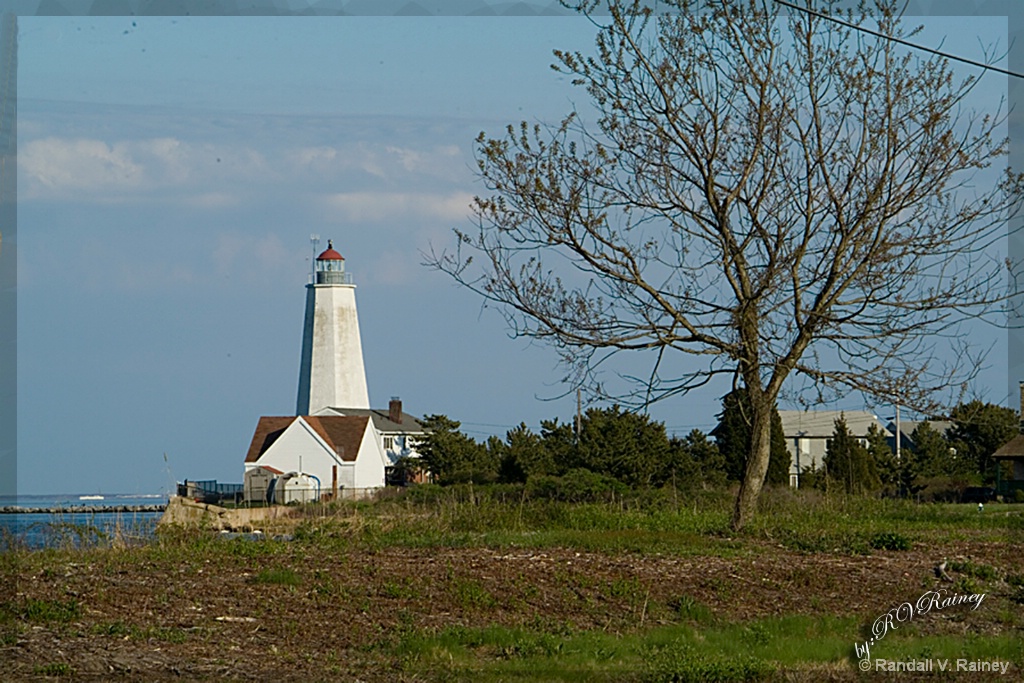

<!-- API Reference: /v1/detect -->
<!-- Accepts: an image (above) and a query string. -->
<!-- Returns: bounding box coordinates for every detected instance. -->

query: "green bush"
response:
[869,532,911,551]
[526,469,629,503]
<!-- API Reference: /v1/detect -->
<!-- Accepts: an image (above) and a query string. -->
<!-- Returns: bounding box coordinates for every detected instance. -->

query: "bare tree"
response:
[426,0,1022,529]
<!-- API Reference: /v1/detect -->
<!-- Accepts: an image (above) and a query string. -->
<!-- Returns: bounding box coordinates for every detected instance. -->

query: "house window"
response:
[383,436,394,450]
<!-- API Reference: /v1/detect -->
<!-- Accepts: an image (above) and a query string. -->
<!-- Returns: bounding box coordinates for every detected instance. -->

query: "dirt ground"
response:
[3,536,1021,681]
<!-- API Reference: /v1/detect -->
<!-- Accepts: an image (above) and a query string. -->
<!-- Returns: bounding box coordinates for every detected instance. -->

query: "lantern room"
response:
[315,240,350,284]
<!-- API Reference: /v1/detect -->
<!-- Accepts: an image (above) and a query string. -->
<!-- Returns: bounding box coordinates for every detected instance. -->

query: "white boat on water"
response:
[79,495,104,501]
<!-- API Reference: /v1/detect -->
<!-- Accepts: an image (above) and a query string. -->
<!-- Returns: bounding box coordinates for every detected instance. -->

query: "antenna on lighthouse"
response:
[309,233,320,283]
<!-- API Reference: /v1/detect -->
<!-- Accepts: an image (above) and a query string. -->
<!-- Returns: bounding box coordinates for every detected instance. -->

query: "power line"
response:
[773,0,1024,80]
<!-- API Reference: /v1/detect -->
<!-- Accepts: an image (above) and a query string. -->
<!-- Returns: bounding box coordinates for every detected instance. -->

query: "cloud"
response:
[19,136,273,202]
[21,137,145,194]
[322,191,475,223]
[19,130,471,208]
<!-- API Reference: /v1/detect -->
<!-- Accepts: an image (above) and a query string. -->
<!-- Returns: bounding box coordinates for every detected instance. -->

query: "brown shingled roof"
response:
[245,417,294,463]
[245,415,372,464]
[303,415,370,462]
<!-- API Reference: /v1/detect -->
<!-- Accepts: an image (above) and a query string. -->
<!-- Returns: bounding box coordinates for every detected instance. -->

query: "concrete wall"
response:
[158,496,299,531]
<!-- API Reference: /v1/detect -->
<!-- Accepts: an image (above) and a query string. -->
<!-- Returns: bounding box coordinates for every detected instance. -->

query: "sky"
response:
[11,4,1015,495]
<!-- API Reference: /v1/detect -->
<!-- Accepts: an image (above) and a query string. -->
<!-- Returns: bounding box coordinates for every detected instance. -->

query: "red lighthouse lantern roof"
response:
[317,240,344,261]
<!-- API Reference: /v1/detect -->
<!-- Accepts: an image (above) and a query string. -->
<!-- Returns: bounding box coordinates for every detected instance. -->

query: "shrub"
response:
[869,532,911,551]
[526,469,629,503]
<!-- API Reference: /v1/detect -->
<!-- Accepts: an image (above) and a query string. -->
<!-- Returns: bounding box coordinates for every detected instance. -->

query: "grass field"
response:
[2,485,1022,681]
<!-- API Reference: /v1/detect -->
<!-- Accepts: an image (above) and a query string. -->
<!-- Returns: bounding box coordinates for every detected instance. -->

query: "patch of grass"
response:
[91,620,132,637]
[33,662,74,677]
[450,576,497,610]
[381,579,417,600]
[642,641,774,682]
[669,595,715,624]
[948,560,998,582]
[866,630,1023,665]
[382,617,870,681]
[0,624,18,646]
[953,576,982,595]
[607,576,645,601]
[250,567,302,587]
[16,598,81,623]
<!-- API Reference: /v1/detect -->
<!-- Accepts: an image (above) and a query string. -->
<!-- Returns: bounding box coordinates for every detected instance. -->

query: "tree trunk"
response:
[730,395,773,531]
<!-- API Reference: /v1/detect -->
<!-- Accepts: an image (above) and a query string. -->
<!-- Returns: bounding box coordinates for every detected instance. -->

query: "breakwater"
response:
[0,504,167,514]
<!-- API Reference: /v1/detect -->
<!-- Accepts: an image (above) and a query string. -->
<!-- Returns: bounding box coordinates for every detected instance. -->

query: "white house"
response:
[313,397,426,477]
[243,415,387,500]
[777,410,892,488]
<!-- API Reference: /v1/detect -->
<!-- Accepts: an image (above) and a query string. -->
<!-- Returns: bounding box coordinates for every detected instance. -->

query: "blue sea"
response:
[0,493,169,550]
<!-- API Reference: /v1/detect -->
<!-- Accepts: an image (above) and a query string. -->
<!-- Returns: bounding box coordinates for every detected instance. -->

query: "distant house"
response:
[777,410,892,488]
[991,384,1024,500]
[993,436,1024,500]
[244,415,387,501]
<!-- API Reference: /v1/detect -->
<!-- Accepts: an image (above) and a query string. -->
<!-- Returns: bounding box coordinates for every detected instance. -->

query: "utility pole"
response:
[575,388,582,442]
[895,403,901,462]
[309,233,320,283]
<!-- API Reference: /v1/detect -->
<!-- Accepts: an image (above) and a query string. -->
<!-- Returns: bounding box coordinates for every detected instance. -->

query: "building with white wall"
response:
[296,241,370,414]
[778,410,891,488]
[244,415,386,500]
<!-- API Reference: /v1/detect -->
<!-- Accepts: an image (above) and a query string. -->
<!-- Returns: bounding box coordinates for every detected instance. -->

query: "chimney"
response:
[389,396,402,425]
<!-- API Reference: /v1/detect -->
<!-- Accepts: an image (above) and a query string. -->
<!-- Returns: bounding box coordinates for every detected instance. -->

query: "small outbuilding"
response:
[992,436,1024,501]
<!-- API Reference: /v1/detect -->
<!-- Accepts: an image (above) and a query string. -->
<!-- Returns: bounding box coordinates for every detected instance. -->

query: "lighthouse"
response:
[295,240,370,414]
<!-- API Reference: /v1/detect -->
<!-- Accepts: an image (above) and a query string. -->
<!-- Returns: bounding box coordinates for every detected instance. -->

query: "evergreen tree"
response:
[534,407,676,488]
[767,410,791,485]
[947,400,1018,480]
[497,423,553,483]
[676,429,727,488]
[823,415,880,494]
[714,388,791,485]
[416,415,496,484]
[865,423,900,492]
[908,422,953,478]
[571,406,671,488]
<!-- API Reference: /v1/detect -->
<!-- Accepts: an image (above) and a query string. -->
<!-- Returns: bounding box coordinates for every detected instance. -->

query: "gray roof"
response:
[324,407,426,434]
[887,420,954,440]
[777,410,889,438]
[993,434,1024,459]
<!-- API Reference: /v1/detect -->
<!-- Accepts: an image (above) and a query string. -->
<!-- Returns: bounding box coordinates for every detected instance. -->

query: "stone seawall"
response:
[0,505,167,514]
[158,496,299,531]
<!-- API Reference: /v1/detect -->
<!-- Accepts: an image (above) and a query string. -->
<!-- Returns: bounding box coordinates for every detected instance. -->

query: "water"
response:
[0,493,169,550]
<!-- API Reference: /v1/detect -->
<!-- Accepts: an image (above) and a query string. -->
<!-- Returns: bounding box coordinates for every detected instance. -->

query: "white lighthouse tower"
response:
[296,240,371,415]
